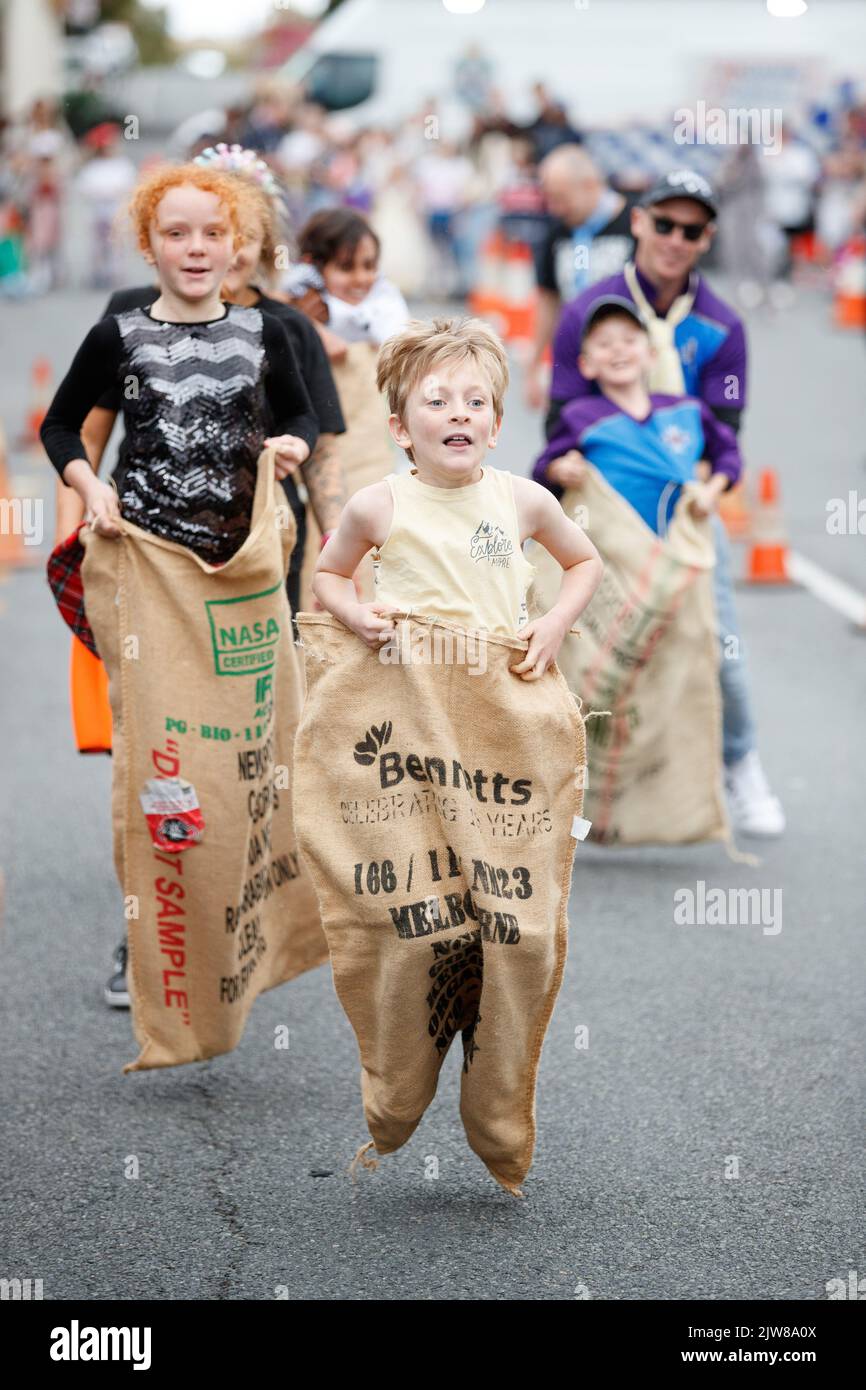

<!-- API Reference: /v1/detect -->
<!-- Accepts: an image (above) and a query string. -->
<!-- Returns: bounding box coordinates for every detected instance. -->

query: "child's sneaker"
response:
[104,939,130,1008]
[725,751,785,837]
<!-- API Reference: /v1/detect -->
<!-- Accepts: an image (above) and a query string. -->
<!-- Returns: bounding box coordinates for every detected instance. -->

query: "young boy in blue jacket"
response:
[535,295,784,838]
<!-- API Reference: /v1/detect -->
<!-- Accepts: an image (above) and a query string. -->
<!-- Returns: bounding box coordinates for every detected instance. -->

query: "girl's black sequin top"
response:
[41,303,318,564]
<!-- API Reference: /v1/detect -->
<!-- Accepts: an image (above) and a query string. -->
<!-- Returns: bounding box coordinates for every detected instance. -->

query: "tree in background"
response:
[98,0,174,66]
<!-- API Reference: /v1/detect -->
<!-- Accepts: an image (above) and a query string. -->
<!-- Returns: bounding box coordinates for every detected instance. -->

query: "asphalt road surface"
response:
[1,279,864,1300]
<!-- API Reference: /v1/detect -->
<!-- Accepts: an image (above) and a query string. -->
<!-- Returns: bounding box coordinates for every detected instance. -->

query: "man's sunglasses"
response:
[650,213,708,242]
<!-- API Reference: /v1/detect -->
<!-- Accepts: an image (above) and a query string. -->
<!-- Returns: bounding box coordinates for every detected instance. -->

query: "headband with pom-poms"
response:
[193,143,291,227]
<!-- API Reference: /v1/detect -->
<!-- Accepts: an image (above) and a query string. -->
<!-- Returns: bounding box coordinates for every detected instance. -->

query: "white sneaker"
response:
[725,751,786,837]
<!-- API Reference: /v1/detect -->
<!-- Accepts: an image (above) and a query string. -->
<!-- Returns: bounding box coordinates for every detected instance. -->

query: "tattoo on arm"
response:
[302,433,348,534]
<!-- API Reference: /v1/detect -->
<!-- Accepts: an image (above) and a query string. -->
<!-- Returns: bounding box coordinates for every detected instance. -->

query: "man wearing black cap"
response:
[542,172,785,838]
[546,170,743,436]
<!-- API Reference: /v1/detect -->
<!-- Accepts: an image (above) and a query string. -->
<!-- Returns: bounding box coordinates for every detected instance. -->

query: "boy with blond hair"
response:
[313,316,601,672]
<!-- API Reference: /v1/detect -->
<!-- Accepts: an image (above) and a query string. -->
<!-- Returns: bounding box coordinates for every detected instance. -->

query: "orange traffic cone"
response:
[70,634,112,753]
[501,240,537,344]
[746,469,789,583]
[832,236,866,329]
[468,231,508,334]
[22,356,52,446]
[718,480,752,539]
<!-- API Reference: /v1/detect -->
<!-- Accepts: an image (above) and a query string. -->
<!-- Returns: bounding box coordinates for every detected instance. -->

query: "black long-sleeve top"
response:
[41,302,320,563]
[88,284,346,577]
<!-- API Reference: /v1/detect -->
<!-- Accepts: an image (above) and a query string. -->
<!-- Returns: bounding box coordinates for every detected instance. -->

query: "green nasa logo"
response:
[205,582,282,676]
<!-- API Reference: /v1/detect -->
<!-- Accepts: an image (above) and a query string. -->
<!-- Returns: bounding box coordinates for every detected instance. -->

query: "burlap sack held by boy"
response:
[293,611,587,1198]
[82,449,327,1072]
[530,462,727,846]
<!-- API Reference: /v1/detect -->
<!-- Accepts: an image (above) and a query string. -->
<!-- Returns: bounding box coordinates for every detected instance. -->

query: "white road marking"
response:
[788,550,866,628]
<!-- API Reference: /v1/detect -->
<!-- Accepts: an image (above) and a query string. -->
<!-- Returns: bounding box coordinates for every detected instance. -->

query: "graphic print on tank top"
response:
[469,520,515,569]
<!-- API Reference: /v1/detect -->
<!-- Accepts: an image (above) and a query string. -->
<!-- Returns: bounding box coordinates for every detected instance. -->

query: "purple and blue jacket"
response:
[548,264,748,437]
[534,391,742,534]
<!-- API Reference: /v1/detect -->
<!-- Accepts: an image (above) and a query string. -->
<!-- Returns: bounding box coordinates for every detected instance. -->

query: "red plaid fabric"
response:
[46,524,98,656]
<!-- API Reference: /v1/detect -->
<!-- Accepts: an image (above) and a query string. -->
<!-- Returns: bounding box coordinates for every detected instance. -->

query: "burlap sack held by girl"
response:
[529,462,727,846]
[82,449,327,1072]
[293,611,587,1197]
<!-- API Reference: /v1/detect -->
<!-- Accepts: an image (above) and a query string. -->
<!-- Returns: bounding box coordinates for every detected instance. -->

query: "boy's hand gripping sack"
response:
[529,464,726,846]
[81,449,327,1072]
[293,612,586,1197]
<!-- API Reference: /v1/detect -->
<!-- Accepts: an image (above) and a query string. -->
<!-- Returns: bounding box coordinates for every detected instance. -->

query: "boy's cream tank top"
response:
[372,465,535,635]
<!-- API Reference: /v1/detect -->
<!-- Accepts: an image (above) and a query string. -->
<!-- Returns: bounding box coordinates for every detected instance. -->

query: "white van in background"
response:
[281,0,866,137]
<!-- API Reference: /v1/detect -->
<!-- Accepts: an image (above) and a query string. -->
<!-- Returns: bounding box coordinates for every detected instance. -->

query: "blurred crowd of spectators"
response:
[2,72,866,302]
